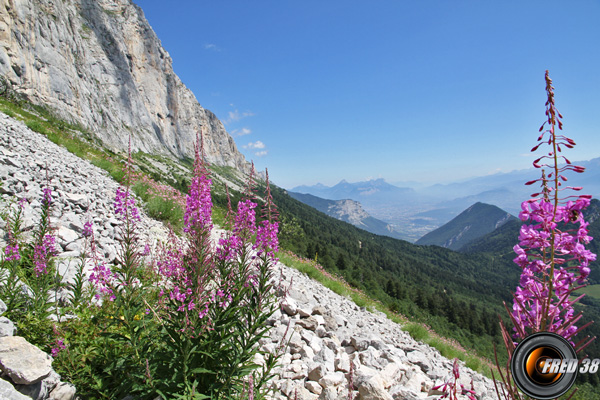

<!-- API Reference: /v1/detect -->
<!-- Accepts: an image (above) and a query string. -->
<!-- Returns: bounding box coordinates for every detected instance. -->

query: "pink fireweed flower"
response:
[156,233,213,321]
[156,246,186,282]
[508,73,596,342]
[82,220,94,238]
[141,243,151,257]
[211,288,232,309]
[511,198,595,340]
[114,187,141,222]
[254,220,279,259]
[432,359,477,400]
[51,338,67,357]
[89,263,116,300]
[184,130,213,235]
[198,303,209,319]
[234,199,257,240]
[42,186,52,207]
[183,172,212,234]
[4,243,20,262]
[33,234,56,276]
[216,234,242,262]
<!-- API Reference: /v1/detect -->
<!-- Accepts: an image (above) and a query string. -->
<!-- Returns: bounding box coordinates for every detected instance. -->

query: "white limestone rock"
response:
[0,336,52,385]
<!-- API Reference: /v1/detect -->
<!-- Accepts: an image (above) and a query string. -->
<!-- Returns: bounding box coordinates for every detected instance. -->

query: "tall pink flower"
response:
[156,132,215,324]
[234,199,257,240]
[33,234,56,276]
[254,220,279,259]
[114,187,141,223]
[4,243,20,262]
[42,186,52,207]
[89,263,115,301]
[184,132,213,234]
[508,71,595,344]
[184,172,212,234]
[216,234,242,262]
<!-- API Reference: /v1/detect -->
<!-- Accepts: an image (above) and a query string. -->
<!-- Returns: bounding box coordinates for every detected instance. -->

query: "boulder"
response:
[357,375,393,400]
[0,379,30,400]
[0,336,53,385]
[0,317,16,337]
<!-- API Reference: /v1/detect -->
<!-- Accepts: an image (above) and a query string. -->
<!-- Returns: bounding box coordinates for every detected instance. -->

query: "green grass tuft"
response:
[403,322,430,342]
[146,196,184,229]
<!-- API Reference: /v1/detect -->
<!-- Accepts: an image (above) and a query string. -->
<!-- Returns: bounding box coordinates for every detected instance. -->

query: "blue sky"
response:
[133,0,600,189]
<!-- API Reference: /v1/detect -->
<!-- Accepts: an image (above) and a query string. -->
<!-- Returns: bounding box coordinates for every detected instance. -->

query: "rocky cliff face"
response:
[288,192,405,240]
[0,0,248,171]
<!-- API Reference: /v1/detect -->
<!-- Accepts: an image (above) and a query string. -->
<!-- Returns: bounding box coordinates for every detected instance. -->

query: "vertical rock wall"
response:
[0,0,249,172]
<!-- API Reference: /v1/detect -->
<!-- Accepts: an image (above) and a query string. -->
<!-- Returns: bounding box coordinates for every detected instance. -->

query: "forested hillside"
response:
[271,187,518,356]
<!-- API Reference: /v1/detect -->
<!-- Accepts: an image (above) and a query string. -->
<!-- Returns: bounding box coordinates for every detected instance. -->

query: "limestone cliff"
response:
[288,192,406,240]
[0,0,249,171]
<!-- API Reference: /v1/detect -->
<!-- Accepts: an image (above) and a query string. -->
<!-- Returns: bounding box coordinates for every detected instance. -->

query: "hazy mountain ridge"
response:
[293,161,600,241]
[0,0,249,171]
[288,191,405,240]
[415,202,517,251]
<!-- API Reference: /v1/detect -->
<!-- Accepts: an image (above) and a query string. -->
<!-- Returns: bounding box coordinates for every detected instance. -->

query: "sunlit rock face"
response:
[0,0,249,172]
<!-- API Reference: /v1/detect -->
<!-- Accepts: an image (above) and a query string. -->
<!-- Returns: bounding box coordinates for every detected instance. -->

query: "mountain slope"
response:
[288,191,405,240]
[0,0,248,171]
[462,199,600,281]
[415,202,517,251]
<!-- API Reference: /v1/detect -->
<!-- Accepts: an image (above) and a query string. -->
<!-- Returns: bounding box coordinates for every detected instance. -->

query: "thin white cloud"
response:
[254,150,268,157]
[226,109,255,124]
[204,43,221,52]
[244,141,265,150]
[231,127,252,136]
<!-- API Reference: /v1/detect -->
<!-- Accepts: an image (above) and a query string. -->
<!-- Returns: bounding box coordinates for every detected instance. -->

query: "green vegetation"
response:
[580,284,600,299]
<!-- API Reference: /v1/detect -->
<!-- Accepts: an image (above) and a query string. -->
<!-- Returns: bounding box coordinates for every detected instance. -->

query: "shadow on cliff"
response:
[78,0,169,151]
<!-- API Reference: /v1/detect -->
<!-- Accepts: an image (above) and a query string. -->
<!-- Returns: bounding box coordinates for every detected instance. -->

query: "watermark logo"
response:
[511,332,578,399]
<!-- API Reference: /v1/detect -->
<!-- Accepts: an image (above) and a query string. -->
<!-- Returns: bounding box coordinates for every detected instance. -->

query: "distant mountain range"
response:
[292,157,600,242]
[288,192,405,240]
[415,202,517,251]
[292,178,419,206]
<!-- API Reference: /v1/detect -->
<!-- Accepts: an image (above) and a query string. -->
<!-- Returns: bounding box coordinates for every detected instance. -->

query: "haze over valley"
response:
[292,157,600,242]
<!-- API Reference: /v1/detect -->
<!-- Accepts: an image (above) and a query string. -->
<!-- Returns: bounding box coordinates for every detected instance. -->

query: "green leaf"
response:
[190,367,215,375]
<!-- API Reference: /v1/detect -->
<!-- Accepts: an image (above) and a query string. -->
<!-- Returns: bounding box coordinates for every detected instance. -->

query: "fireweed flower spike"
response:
[33,177,57,276]
[3,243,20,262]
[184,130,213,235]
[33,234,57,276]
[484,71,598,400]
[157,130,216,323]
[505,71,596,344]
[233,162,259,243]
[254,169,279,260]
[433,359,477,400]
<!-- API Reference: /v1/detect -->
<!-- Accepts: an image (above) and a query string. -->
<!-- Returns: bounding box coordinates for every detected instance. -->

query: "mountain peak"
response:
[416,202,517,251]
